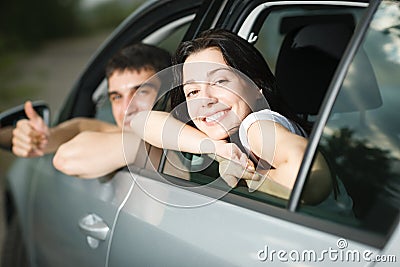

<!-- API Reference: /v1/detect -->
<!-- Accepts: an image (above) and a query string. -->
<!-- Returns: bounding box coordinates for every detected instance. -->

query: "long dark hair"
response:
[171,28,309,134]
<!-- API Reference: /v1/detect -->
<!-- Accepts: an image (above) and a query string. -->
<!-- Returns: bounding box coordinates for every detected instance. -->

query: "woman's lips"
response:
[201,110,229,125]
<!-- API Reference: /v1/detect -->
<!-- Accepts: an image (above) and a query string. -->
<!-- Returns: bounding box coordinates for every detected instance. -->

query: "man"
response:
[12,43,171,178]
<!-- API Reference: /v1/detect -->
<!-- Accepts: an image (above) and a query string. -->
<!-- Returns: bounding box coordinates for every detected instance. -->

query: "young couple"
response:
[12,29,338,205]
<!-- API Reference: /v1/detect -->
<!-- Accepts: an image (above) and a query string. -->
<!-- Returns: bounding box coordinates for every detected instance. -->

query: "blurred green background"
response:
[0,0,145,111]
[0,0,145,147]
[0,0,145,246]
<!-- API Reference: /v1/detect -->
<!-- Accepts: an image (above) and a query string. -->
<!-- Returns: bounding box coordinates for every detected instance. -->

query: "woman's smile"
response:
[183,48,257,140]
[203,110,228,124]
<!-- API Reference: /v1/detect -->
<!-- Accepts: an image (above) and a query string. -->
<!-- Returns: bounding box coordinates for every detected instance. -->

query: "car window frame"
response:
[216,0,374,211]
[151,0,392,249]
[232,0,390,248]
[289,0,381,210]
[223,0,373,212]
[289,0,387,248]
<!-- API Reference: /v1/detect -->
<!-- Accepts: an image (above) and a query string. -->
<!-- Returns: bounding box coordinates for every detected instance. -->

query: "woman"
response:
[132,29,333,204]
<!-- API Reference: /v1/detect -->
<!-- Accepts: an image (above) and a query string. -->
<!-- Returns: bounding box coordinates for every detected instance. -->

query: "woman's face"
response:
[182,48,260,140]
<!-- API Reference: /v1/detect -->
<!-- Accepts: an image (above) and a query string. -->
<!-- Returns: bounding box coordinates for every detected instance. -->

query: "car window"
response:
[252,5,365,73]
[251,4,365,124]
[156,2,368,209]
[299,0,400,242]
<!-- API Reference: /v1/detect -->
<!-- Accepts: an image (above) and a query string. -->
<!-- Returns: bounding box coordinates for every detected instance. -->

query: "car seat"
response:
[275,15,356,119]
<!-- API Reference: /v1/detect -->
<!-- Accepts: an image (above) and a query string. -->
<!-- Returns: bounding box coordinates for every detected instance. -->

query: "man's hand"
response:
[12,101,49,157]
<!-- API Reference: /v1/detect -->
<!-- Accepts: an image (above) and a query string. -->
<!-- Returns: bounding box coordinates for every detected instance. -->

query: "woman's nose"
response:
[199,83,217,107]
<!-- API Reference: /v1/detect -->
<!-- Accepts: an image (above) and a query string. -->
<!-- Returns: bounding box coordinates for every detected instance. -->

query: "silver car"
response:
[1,0,399,266]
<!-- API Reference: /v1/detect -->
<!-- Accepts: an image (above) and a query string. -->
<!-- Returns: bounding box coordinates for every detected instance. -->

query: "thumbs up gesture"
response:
[12,101,50,157]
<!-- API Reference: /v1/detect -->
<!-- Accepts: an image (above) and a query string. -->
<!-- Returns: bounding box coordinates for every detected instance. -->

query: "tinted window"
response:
[254,5,364,73]
[300,0,400,238]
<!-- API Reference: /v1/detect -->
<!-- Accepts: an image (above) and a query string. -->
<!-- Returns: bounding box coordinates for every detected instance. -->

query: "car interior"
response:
[274,14,356,121]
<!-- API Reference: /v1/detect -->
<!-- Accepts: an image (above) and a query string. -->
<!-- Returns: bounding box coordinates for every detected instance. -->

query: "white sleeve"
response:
[238,109,299,151]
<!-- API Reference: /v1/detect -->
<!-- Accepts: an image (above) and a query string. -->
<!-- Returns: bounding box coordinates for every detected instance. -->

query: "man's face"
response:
[108,69,160,128]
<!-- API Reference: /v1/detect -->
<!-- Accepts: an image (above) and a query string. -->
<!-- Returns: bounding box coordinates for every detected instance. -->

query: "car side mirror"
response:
[0,101,50,150]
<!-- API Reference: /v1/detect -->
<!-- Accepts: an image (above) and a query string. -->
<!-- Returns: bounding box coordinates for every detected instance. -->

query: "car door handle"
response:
[78,213,110,249]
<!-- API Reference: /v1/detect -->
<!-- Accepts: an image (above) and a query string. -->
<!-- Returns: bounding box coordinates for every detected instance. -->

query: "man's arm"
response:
[45,117,118,152]
[53,130,141,178]
[12,101,118,157]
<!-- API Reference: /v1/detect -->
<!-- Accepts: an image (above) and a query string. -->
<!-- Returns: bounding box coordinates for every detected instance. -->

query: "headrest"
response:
[276,21,354,115]
[332,48,382,113]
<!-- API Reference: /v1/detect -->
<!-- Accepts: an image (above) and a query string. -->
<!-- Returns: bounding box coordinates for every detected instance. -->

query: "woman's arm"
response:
[131,111,259,185]
[131,111,219,154]
[246,121,332,204]
[247,121,306,188]
[132,111,257,164]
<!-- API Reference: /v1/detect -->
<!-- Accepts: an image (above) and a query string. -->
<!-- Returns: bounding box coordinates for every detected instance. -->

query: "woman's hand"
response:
[213,141,262,187]
[214,141,252,168]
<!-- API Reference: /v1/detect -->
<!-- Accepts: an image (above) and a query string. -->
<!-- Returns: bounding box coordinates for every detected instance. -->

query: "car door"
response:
[108,0,398,266]
[5,1,206,266]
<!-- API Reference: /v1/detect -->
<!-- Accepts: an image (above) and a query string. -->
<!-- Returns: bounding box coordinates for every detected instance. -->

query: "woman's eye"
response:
[186,89,199,98]
[137,89,149,95]
[213,79,229,85]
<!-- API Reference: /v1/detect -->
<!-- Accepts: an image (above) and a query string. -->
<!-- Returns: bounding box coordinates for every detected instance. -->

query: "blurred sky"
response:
[81,0,113,9]
[81,0,134,9]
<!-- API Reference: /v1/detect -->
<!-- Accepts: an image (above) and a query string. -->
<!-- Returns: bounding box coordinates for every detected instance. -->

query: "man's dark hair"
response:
[105,43,171,78]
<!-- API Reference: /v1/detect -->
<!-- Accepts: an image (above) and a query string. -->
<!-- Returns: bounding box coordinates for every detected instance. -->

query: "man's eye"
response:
[109,94,122,102]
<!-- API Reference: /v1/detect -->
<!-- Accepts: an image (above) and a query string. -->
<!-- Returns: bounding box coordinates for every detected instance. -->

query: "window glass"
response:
[253,4,365,126]
[158,4,365,208]
[157,22,191,53]
[94,79,116,124]
[254,5,364,73]
[299,0,400,238]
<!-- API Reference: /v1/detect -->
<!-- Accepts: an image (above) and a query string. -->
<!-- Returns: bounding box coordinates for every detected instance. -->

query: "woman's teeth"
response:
[205,111,225,122]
